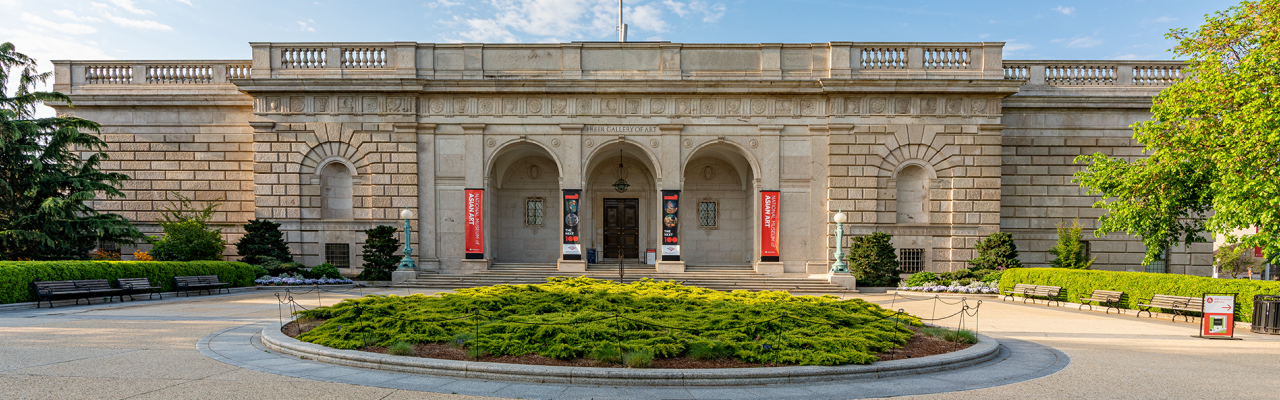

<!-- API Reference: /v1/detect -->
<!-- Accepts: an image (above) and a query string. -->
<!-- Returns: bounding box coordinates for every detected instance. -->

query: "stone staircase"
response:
[397,263,857,294]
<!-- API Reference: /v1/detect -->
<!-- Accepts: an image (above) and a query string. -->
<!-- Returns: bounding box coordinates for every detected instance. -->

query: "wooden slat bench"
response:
[117,278,162,301]
[1001,283,1064,307]
[31,279,124,308]
[1078,289,1125,314]
[1137,294,1203,322]
[174,275,231,297]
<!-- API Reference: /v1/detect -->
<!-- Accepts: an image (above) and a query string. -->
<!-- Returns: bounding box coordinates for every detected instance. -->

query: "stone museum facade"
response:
[51,41,1214,276]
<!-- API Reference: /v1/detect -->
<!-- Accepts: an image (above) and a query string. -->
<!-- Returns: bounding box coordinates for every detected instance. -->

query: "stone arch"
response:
[680,142,758,266]
[582,138,662,189]
[682,139,761,188]
[300,142,371,176]
[486,140,563,263]
[485,138,564,188]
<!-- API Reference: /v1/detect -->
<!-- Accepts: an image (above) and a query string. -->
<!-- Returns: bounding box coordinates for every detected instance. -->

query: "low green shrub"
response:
[921,327,977,345]
[903,272,938,287]
[981,271,1003,283]
[687,340,734,360]
[304,263,342,279]
[0,260,257,304]
[999,268,1280,322]
[590,345,623,364]
[623,348,655,368]
[388,341,415,356]
[295,277,918,366]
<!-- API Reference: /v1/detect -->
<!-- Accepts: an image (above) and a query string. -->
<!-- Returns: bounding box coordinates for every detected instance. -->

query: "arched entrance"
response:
[681,143,758,266]
[487,141,562,264]
[583,141,660,264]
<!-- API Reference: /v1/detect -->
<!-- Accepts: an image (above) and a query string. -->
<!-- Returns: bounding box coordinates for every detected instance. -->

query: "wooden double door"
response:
[602,198,639,260]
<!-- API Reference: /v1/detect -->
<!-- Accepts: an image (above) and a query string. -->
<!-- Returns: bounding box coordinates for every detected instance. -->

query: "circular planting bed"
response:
[263,277,998,385]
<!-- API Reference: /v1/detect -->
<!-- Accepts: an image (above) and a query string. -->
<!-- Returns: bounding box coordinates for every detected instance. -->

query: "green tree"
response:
[0,42,143,260]
[1048,220,1095,269]
[358,225,400,280]
[1073,1,1280,265]
[235,219,292,265]
[1214,243,1261,278]
[845,232,900,287]
[149,193,225,261]
[968,232,1023,271]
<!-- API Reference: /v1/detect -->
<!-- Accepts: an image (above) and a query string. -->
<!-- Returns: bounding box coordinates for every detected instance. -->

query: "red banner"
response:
[464,189,484,257]
[761,191,781,261]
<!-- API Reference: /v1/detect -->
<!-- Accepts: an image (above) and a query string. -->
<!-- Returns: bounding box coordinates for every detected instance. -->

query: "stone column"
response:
[416,123,440,272]
[460,123,489,272]
[557,124,587,272]
[655,124,684,273]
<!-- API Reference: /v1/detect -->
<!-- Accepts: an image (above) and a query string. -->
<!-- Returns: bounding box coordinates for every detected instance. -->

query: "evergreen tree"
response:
[149,193,225,261]
[358,225,400,280]
[845,232,901,287]
[1048,219,1095,269]
[235,219,293,265]
[968,232,1024,271]
[0,42,143,260]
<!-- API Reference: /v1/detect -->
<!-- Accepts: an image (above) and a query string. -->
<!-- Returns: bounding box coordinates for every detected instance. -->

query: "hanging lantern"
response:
[613,150,629,192]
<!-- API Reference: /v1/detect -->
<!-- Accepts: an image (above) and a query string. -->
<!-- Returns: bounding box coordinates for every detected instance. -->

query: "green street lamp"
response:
[829,210,849,274]
[397,207,417,270]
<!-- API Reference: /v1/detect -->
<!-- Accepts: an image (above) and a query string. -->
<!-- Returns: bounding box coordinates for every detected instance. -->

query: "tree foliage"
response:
[967,231,1024,270]
[235,219,292,265]
[149,193,225,261]
[1214,243,1261,278]
[358,225,400,280]
[1073,1,1280,264]
[0,42,143,260]
[1048,220,1095,269]
[845,232,901,287]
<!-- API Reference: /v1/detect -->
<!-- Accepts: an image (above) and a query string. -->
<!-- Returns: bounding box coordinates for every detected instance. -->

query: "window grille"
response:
[525,198,544,226]
[325,243,350,268]
[899,248,925,273]
[1145,247,1167,273]
[98,240,120,254]
[699,201,717,227]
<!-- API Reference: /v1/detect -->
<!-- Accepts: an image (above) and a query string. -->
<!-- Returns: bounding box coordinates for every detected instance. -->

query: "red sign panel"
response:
[464,189,484,257]
[761,191,781,261]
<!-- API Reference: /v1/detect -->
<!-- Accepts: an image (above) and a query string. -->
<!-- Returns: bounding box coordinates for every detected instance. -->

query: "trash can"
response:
[1252,295,1280,335]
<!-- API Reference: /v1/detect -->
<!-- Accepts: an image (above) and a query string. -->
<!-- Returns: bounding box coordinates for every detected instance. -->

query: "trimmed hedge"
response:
[1000,268,1280,322]
[0,261,258,304]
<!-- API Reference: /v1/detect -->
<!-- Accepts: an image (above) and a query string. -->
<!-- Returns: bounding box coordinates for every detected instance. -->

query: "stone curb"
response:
[260,321,1000,386]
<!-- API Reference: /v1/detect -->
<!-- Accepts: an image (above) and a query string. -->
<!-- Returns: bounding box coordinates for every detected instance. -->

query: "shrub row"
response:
[999,268,1280,322]
[0,261,258,304]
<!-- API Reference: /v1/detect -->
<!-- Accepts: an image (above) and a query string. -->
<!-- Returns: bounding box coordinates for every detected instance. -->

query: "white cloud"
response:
[103,12,173,30]
[978,33,991,39]
[297,19,317,32]
[663,1,724,23]
[175,0,192,5]
[1052,36,1103,48]
[52,9,104,23]
[430,0,462,7]
[21,13,97,35]
[109,0,155,15]
[1003,40,1034,55]
[629,4,668,33]
[1053,5,1074,15]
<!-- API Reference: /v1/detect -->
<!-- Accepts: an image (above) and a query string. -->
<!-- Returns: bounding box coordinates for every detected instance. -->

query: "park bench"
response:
[31,279,124,308]
[1137,294,1203,322]
[117,278,162,301]
[1001,283,1064,307]
[1078,289,1126,314]
[174,275,231,297]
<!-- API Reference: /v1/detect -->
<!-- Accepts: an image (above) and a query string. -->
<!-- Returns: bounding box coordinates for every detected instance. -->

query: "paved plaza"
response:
[1,288,1278,399]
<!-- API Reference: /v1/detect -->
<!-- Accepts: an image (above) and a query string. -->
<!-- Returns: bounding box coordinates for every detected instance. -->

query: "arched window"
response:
[321,163,353,219]
[896,165,929,224]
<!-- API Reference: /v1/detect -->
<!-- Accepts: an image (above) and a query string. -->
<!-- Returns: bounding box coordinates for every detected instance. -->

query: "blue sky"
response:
[1,0,1240,69]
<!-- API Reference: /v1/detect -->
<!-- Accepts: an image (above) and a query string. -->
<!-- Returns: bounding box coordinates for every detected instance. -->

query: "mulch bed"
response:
[282,320,969,368]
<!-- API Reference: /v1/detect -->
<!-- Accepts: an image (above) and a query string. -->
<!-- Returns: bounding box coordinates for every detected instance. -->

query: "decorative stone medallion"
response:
[453,98,467,114]
[895,98,910,115]
[675,99,691,114]
[478,99,494,114]
[290,97,305,113]
[701,166,717,181]
[486,138,496,148]
[429,98,444,114]
[502,98,517,114]
[726,99,741,115]
[945,98,962,114]
[650,99,666,114]
[683,139,693,148]
[527,98,543,114]
[845,98,860,114]
[267,97,281,112]
[869,98,886,114]
[528,165,541,180]
[552,98,567,114]
[699,98,716,115]
[550,138,561,148]
[751,99,766,114]
[584,138,595,148]
[649,138,659,148]
[971,99,988,114]
[602,98,618,114]
[338,97,354,113]
[362,97,379,113]
[314,97,328,113]
[801,100,816,115]
[576,98,591,114]
[626,99,640,114]
[776,100,792,114]
[387,97,404,113]
[921,98,937,114]
[749,139,759,148]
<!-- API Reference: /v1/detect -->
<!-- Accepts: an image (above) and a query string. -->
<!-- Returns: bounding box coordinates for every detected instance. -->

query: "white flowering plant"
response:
[896,280,1000,294]
[255,272,353,286]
